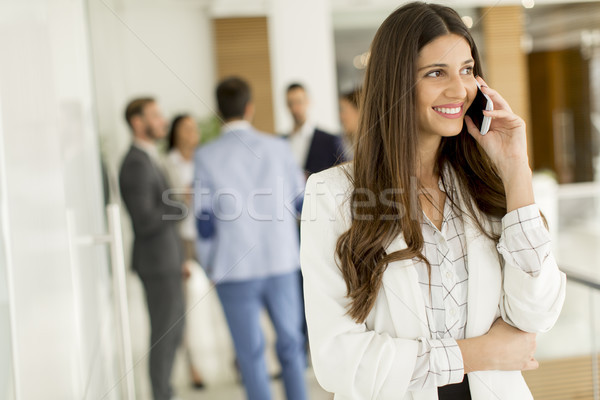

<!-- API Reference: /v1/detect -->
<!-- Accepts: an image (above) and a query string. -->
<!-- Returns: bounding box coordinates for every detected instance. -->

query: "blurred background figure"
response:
[338,87,361,160]
[285,83,346,177]
[166,115,200,262]
[164,114,206,390]
[118,98,186,400]
[194,77,307,400]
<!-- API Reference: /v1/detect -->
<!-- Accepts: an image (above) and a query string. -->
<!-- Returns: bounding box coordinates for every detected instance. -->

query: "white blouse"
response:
[409,172,552,390]
[166,149,197,241]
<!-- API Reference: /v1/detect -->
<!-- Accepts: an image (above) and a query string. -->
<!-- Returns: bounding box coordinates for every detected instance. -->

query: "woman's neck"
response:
[417,134,441,186]
[176,147,194,161]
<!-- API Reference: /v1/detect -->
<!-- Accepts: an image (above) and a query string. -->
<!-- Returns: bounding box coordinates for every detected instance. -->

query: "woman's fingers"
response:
[465,110,521,139]
[483,109,518,120]
[483,109,524,131]
[476,76,513,113]
[523,357,539,371]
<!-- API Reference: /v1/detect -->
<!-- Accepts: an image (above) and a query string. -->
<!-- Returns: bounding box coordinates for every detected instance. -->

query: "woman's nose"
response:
[445,74,468,99]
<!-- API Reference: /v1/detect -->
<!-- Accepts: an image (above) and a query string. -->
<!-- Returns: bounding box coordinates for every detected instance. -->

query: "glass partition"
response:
[525,180,600,399]
[0,104,15,399]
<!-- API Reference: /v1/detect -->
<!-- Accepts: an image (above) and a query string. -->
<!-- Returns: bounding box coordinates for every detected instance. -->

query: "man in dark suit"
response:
[285,83,346,176]
[119,97,185,400]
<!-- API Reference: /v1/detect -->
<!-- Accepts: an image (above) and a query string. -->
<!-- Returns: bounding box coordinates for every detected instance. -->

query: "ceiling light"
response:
[353,55,363,69]
[462,16,473,29]
[353,51,370,70]
[522,0,535,8]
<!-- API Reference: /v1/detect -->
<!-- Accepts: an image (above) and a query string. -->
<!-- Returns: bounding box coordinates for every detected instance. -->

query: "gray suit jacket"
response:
[119,145,184,278]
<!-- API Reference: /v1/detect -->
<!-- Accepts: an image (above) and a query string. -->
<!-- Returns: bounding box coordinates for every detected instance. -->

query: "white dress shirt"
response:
[288,121,316,168]
[133,138,161,163]
[222,119,252,134]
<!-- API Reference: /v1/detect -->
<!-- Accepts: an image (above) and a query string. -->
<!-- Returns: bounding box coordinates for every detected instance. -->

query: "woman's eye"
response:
[461,66,474,75]
[426,70,442,78]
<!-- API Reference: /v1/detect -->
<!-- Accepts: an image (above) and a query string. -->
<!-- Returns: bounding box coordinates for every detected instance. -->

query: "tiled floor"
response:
[128,270,333,400]
[176,369,331,400]
[131,348,332,400]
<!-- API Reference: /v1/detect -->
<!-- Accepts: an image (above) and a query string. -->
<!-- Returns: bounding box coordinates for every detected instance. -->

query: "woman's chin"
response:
[438,128,463,138]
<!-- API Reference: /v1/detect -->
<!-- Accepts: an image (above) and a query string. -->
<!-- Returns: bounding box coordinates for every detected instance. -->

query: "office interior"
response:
[0,0,599,399]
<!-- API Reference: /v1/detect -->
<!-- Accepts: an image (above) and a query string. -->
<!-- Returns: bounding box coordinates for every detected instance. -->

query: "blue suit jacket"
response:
[193,122,306,283]
[302,128,346,175]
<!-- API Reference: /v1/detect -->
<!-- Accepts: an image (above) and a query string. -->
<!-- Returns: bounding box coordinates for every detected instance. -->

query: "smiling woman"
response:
[300,2,567,400]
[416,35,477,140]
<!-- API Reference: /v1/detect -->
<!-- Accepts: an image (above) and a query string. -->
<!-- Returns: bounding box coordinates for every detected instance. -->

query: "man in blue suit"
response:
[193,77,307,400]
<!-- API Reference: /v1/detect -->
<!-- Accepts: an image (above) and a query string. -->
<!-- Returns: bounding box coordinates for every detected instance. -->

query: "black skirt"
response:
[437,375,471,400]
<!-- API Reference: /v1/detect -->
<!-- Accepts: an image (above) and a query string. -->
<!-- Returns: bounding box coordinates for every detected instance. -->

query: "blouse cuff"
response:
[497,204,551,277]
[501,204,544,233]
[409,337,465,390]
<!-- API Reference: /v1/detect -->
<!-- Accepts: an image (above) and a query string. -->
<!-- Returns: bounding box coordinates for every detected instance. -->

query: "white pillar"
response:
[268,0,340,134]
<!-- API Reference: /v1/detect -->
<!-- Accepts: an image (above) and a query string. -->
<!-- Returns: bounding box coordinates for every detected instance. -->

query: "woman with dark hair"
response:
[166,114,200,256]
[300,3,566,399]
[164,114,206,389]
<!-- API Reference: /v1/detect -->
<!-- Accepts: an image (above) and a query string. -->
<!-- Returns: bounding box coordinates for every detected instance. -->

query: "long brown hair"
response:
[336,2,507,323]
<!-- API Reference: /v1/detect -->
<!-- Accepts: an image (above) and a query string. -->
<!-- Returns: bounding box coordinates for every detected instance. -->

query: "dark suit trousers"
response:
[141,274,185,400]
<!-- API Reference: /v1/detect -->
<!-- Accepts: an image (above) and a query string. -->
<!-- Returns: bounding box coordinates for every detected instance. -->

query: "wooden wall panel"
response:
[523,355,600,400]
[213,17,274,133]
[528,51,558,174]
[528,49,593,183]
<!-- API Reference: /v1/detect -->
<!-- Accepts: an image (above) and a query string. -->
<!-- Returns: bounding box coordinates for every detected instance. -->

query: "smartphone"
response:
[466,81,493,135]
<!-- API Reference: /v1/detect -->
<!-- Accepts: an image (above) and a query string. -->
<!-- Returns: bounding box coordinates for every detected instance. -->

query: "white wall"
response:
[88,0,217,187]
[0,100,15,400]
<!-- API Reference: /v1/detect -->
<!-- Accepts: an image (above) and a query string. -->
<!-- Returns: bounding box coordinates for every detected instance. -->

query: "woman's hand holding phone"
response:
[464,77,529,178]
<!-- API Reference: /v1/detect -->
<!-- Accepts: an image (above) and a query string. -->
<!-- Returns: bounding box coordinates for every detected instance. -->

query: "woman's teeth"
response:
[433,107,461,115]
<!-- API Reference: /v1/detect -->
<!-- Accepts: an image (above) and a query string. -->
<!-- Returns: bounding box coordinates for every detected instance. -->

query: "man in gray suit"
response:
[119,97,185,400]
